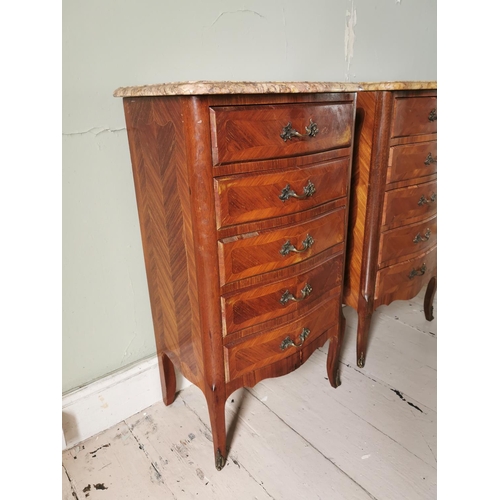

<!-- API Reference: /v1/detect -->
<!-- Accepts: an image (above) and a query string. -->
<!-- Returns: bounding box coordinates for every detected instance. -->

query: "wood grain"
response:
[224,295,339,381]
[375,247,437,307]
[343,89,437,368]
[387,140,437,183]
[218,206,345,286]
[120,91,356,469]
[214,157,349,228]
[123,97,204,393]
[210,102,353,165]
[221,254,343,337]
[391,96,437,137]
[378,215,437,268]
[381,179,437,229]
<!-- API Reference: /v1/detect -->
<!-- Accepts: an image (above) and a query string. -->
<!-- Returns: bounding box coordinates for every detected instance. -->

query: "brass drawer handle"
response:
[280,283,313,305]
[413,228,431,243]
[280,119,319,142]
[428,108,437,122]
[417,193,437,206]
[280,328,311,350]
[280,234,315,256]
[424,153,437,165]
[408,263,427,280]
[279,180,316,201]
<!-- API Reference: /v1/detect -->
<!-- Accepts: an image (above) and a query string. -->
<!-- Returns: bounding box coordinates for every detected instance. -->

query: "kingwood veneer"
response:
[344,89,437,368]
[115,86,357,470]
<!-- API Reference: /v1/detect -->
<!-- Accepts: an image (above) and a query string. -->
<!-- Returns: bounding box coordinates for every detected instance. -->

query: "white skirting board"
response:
[62,355,192,450]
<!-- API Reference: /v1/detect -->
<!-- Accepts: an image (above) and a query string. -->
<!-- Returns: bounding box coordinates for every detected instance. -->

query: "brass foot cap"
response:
[215,449,226,471]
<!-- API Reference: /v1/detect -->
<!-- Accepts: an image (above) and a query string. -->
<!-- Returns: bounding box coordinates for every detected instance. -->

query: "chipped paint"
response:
[344,0,357,80]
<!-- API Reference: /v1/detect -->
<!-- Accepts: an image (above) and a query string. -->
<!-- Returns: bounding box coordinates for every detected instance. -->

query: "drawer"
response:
[210,102,354,165]
[378,215,437,268]
[382,180,437,229]
[375,247,437,303]
[221,253,343,336]
[391,96,437,138]
[218,207,345,286]
[214,157,349,228]
[387,141,437,184]
[224,295,340,381]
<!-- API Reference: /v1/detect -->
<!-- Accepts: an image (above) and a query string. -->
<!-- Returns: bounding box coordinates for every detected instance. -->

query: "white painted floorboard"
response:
[62,289,437,499]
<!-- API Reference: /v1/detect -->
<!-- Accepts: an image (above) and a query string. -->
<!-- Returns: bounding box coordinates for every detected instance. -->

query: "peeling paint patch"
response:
[344,1,357,80]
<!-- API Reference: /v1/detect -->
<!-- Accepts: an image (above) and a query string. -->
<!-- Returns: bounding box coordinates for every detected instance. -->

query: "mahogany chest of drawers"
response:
[116,88,356,470]
[344,89,437,368]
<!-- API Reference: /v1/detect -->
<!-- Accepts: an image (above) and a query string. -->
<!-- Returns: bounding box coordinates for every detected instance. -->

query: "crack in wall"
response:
[211,9,265,27]
[63,127,125,137]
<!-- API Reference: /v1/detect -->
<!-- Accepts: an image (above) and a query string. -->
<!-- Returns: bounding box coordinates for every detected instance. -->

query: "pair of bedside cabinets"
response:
[114,82,437,470]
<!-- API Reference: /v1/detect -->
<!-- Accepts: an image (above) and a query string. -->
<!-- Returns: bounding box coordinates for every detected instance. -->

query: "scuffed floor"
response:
[63,289,436,500]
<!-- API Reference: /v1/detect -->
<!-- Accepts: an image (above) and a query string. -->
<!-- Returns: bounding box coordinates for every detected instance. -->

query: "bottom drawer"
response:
[224,295,340,382]
[375,247,436,305]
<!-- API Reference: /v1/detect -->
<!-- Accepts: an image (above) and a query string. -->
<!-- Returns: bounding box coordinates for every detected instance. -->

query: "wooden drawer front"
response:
[391,96,437,138]
[382,180,437,228]
[218,207,345,286]
[210,102,354,165]
[378,215,437,269]
[375,247,437,302]
[224,296,339,381]
[387,141,437,184]
[221,253,342,336]
[214,157,349,228]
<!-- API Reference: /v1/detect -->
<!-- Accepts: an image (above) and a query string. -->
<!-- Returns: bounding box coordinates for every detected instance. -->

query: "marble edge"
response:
[113,80,437,98]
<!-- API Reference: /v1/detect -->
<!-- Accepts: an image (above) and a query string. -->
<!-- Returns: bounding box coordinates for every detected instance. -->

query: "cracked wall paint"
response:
[211,9,265,27]
[344,0,357,81]
[63,127,126,137]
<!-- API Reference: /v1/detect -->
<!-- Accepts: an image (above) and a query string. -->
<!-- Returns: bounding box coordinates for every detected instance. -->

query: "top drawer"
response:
[210,102,354,165]
[391,96,437,138]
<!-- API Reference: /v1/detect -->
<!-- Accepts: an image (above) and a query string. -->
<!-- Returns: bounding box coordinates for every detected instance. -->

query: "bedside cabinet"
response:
[115,83,356,470]
[344,89,437,368]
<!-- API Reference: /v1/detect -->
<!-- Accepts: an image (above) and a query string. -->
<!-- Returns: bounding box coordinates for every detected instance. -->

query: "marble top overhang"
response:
[113,80,437,98]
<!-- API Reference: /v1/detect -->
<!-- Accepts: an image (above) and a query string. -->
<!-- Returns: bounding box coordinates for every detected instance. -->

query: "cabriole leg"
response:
[327,307,346,388]
[158,352,176,406]
[356,310,372,368]
[424,276,437,321]
[206,390,227,471]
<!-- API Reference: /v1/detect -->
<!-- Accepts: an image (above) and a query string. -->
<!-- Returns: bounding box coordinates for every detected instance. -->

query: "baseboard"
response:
[62,355,192,450]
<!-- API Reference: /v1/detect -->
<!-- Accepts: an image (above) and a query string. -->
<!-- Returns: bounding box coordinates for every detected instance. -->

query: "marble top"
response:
[113,81,437,98]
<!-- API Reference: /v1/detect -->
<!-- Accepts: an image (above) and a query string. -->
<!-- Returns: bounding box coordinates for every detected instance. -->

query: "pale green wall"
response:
[62,0,437,393]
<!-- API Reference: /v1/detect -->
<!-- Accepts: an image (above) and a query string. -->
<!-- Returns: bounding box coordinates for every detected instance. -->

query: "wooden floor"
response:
[62,289,436,500]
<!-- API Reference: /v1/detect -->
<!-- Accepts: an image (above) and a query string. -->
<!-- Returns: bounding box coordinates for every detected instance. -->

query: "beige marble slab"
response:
[113,80,437,97]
